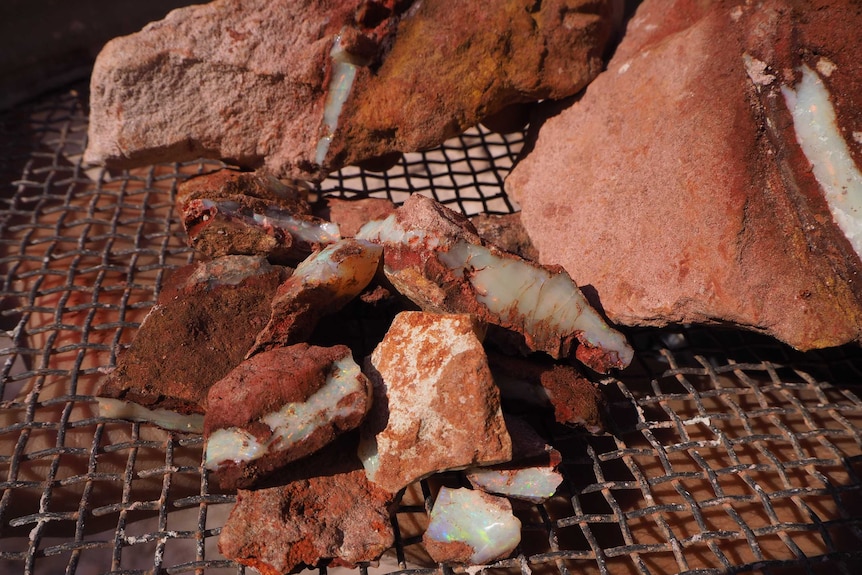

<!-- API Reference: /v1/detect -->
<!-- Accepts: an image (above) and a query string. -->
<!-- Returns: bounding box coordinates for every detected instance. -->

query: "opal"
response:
[97,398,204,433]
[424,487,521,565]
[466,467,563,504]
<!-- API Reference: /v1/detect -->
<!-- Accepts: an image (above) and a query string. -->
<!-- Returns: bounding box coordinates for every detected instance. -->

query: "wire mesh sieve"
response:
[2,83,862,575]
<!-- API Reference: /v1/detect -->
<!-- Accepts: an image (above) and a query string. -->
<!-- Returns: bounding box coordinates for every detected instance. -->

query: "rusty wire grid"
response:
[3,84,862,575]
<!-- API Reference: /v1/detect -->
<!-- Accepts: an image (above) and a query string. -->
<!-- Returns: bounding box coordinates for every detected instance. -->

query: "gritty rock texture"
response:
[359,311,511,493]
[84,0,622,181]
[205,344,371,489]
[97,256,285,414]
[318,197,395,238]
[177,169,335,263]
[470,212,539,261]
[506,0,862,351]
[219,436,395,573]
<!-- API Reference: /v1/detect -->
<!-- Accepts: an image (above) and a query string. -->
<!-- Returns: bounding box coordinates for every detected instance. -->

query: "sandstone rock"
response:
[97,256,285,418]
[356,194,633,372]
[318,196,395,238]
[204,344,371,489]
[84,0,622,181]
[506,0,862,351]
[219,435,395,573]
[470,212,539,261]
[358,311,511,493]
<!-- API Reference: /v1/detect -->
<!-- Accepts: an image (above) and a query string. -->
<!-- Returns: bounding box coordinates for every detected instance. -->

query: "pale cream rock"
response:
[97,398,204,434]
[466,467,563,504]
[358,312,511,493]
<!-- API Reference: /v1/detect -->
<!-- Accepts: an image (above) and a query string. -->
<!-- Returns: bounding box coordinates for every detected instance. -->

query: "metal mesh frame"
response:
[2,84,862,575]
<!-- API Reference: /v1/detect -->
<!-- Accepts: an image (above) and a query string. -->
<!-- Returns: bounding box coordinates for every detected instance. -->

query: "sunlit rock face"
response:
[204,343,371,490]
[84,0,622,181]
[356,194,633,373]
[507,0,862,351]
[423,487,521,565]
[358,312,511,493]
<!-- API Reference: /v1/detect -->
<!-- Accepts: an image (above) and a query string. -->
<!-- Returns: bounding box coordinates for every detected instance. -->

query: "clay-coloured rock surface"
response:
[506,0,862,351]
[219,436,395,573]
[84,0,622,181]
[358,311,512,493]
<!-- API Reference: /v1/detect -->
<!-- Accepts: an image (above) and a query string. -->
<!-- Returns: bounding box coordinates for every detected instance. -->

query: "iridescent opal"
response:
[424,487,521,565]
[467,467,563,504]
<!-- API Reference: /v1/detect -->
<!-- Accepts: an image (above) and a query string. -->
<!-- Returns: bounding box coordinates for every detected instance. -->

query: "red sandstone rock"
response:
[506,0,862,351]
[219,436,395,573]
[84,0,622,181]
[358,311,512,493]
[319,196,395,238]
[97,256,286,415]
[204,344,371,489]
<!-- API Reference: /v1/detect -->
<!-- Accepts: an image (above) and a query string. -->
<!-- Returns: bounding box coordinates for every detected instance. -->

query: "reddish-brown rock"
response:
[358,311,512,493]
[204,344,371,489]
[318,196,395,238]
[507,0,862,351]
[84,0,622,181]
[97,256,286,415]
[219,436,395,574]
[470,212,539,261]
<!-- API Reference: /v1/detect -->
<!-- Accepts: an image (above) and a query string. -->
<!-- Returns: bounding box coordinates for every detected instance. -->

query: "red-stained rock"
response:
[470,212,539,262]
[204,344,371,489]
[319,196,395,238]
[84,0,622,181]
[219,436,396,574]
[97,256,287,415]
[506,0,862,351]
[358,311,512,493]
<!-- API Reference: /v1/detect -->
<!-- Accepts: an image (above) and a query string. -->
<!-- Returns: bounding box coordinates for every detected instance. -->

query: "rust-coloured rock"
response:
[358,311,512,493]
[319,196,395,238]
[97,256,286,414]
[219,436,395,574]
[506,0,862,351]
[470,212,539,261]
[84,0,622,181]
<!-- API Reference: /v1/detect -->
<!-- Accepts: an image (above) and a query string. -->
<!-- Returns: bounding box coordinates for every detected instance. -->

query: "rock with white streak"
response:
[84,0,623,181]
[358,311,511,493]
[506,0,862,351]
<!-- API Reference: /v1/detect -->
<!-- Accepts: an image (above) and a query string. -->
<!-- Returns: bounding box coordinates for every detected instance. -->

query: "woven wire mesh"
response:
[2,83,862,575]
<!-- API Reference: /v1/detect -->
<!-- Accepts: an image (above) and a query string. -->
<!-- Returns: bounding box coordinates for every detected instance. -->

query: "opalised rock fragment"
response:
[356,194,633,373]
[358,311,511,493]
[219,436,395,573]
[97,255,286,419]
[250,238,382,356]
[177,169,337,263]
[466,416,563,503]
[318,196,396,238]
[97,398,205,434]
[470,212,539,262]
[423,487,521,565]
[205,344,371,489]
[506,0,862,350]
[84,0,622,180]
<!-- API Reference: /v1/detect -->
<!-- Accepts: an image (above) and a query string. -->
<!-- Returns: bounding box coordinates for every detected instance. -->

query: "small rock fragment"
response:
[358,311,511,493]
[318,196,396,238]
[250,238,382,355]
[488,353,605,433]
[356,194,633,372]
[466,416,563,504]
[97,256,285,419]
[219,436,395,573]
[205,344,371,489]
[423,487,521,565]
[469,212,539,261]
[177,169,336,262]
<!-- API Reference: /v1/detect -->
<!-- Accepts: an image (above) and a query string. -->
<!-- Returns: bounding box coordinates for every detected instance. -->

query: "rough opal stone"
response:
[467,467,563,504]
[423,487,521,565]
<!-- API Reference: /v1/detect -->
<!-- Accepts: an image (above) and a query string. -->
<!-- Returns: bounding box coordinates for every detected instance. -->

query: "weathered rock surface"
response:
[84,0,622,181]
[356,194,633,372]
[358,311,511,493]
[219,435,395,573]
[97,256,285,416]
[319,196,395,238]
[506,0,862,351]
[204,344,371,489]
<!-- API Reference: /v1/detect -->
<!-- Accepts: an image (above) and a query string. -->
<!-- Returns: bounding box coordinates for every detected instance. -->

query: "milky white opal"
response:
[97,398,204,433]
[425,487,521,564]
[782,64,862,259]
[467,467,563,504]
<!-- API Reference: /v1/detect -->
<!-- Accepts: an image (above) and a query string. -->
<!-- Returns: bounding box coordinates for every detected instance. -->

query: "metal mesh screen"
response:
[3,83,862,575]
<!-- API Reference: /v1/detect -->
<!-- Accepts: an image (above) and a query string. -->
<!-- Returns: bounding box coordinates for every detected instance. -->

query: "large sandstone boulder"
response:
[506,0,862,351]
[84,0,622,181]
